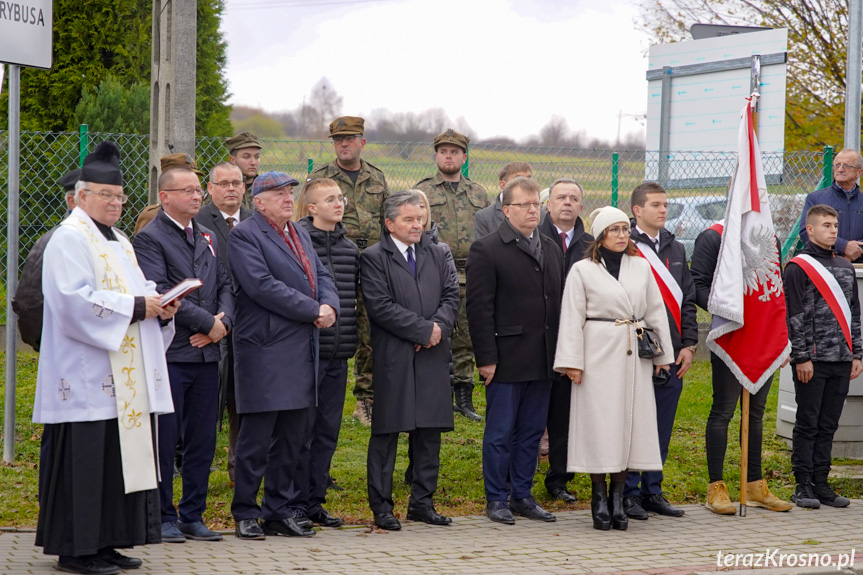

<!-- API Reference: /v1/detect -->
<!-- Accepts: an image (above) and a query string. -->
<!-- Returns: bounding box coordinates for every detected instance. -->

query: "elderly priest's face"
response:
[77,183,126,227]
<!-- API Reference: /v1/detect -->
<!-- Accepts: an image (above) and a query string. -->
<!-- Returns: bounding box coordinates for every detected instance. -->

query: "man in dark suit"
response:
[466,176,564,525]
[537,178,593,504]
[195,161,253,487]
[473,162,533,240]
[361,191,460,531]
[228,172,339,540]
[134,166,236,543]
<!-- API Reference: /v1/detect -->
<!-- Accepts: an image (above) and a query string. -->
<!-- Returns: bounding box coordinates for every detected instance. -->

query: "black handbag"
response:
[635,325,664,359]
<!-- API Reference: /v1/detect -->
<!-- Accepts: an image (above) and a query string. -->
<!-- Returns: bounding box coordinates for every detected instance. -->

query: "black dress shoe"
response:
[373,512,402,531]
[549,487,577,503]
[292,515,314,529]
[98,549,143,569]
[641,493,685,517]
[509,497,556,522]
[308,509,345,527]
[234,518,266,540]
[486,500,515,525]
[406,505,452,525]
[623,496,649,520]
[263,518,315,537]
[57,555,121,575]
[327,475,344,491]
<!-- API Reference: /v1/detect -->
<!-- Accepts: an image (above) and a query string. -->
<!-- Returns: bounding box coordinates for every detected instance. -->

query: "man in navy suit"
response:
[134,166,235,543]
[195,161,254,487]
[228,172,339,540]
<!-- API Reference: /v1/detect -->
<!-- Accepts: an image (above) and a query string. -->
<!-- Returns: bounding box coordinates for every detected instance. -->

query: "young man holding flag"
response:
[784,204,862,509]
[690,97,792,515]
[622,182,698,520]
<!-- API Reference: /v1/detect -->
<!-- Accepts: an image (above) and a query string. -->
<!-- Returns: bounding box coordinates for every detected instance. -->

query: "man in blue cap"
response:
[229,172,339,540]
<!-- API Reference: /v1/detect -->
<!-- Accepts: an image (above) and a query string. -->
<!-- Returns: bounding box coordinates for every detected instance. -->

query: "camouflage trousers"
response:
[453,283,476,388]
[353,290,374,401]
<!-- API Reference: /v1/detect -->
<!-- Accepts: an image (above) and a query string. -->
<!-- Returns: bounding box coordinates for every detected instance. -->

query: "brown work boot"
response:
[706,480,736,515]
[745,479,792,512]
[352,398,372,426]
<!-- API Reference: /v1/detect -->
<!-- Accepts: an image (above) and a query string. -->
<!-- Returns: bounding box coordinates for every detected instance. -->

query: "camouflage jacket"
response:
[310,160,389,248]
[414,172,489,277]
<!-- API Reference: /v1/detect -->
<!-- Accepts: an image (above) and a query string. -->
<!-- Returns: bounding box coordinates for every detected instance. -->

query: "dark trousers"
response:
[705,354,772,483]
[625,362,683,497]
[791,361,850,482]
[290,359,348,516]
[218,336,239,482]
[368,428,441,514]
[158,361,219,524]
[231,407,311,521]
[483,379,551,502]
[544,376,574,493]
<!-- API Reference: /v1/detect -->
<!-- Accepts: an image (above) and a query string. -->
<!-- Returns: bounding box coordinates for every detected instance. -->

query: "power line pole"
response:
[149,0,197,203]
[846,0,862,151]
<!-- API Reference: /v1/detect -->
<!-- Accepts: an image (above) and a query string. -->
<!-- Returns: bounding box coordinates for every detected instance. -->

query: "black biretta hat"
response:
[80,141,124,186]
[58,168,81,192]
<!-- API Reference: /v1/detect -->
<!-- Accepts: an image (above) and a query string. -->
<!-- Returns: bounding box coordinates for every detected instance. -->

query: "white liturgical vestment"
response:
[33,207,175,424]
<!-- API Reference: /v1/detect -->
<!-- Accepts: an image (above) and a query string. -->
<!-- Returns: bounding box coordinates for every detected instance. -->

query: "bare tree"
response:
[308,77,344,139]
[539,114,571,146]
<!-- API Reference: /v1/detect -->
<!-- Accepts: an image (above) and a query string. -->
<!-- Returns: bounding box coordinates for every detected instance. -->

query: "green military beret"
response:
[433,128,469,152]
[160,152,204,176]
[329,116,365,137]
[226,132,262,154]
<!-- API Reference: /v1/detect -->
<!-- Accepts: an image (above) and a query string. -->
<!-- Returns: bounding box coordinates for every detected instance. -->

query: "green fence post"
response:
[78,124,89,167]
[780,145,834,261]
[611,152,619,208]
[307,158,314,175]
[818,145,834,189]
[462,145,469,179]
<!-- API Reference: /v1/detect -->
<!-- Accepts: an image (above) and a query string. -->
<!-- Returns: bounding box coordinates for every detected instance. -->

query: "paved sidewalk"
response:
[1,502,860,575]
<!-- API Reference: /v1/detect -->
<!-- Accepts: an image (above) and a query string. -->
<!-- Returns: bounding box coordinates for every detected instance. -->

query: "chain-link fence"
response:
[0,128,830,324]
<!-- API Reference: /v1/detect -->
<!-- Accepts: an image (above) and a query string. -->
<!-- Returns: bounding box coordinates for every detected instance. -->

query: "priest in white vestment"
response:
[33,141,179,575]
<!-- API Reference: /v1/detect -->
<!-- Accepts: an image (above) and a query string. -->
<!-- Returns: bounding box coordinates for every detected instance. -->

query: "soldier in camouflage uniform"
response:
[309,116,389,426]
[226,132,262,208]
[414,129,489,421]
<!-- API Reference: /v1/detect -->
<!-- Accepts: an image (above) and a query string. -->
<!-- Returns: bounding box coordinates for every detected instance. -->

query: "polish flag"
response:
[706,97,790,393]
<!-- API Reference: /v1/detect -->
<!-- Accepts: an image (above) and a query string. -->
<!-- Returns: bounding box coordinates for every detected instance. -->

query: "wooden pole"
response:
[739,58,761,517]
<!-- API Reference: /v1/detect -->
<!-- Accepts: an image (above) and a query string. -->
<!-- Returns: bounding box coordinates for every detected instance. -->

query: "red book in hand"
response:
[159,278,203,307]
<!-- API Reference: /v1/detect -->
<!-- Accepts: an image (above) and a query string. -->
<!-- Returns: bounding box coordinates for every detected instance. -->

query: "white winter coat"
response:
[554,254,675,473]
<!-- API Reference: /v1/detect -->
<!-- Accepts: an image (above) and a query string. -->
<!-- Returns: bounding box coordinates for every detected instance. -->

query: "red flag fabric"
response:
[705,98,790,393]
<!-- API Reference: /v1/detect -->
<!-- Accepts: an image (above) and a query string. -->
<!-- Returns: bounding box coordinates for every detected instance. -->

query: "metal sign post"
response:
[4,64,20,463]
[2,0,54,463]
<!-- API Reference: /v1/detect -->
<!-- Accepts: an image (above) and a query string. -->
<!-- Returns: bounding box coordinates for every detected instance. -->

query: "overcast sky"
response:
[221,0,653,143]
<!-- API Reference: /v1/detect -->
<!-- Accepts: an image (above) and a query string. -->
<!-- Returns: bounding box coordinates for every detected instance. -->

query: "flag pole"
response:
[739,61,761,516]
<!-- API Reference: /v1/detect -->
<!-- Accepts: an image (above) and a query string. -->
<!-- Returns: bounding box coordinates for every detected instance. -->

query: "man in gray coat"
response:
[361,191,460,531]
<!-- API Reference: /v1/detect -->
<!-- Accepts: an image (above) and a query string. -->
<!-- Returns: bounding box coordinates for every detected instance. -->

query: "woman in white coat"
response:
[554,206,674,531]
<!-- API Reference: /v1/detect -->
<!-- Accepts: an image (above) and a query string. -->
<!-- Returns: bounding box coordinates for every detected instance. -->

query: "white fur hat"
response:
[589,206,630,237]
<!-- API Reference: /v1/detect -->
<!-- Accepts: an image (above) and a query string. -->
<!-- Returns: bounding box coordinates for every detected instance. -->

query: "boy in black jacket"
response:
[784,204,863,508]
[295,178,360,527]
[624,182,698,520]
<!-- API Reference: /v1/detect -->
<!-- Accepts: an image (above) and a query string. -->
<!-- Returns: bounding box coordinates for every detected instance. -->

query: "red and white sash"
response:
[635,241,683,333]
[789,254,853,352]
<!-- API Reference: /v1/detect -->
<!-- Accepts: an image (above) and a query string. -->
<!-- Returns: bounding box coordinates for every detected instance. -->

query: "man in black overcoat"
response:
[536,178,593,504]
[466,176,563,526]
[361,191,460,531]
[195,161,253,486]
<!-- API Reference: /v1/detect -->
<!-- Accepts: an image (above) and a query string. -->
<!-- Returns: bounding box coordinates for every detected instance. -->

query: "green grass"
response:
[1,352,861,528]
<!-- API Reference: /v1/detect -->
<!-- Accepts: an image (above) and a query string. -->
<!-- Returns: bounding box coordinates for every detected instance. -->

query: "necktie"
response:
[407,246,416,277]
[559,231,568,252]
[654,238,660,252]
[184,226,195,246]
[226,216,236,230]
